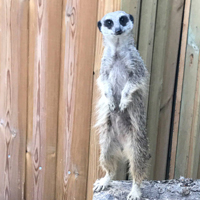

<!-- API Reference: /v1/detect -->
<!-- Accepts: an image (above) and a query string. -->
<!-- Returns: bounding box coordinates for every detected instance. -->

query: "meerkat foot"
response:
[127,183,141,200]
[93,175,111,192]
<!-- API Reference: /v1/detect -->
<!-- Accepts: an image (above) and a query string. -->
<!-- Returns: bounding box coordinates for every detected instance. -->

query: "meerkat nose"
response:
[115,28,122,35]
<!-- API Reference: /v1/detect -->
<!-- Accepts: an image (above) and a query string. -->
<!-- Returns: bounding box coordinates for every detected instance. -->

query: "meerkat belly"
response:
[110,110,131,147]
[109,60,128,104]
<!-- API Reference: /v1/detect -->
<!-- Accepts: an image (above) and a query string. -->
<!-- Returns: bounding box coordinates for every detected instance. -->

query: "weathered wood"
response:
[175,0,200,179]
[198,157,200,178]
[187,54,200,179]
[56,0,98,200]
[121,0,141,45]
[169,0,192,179]
[87,1,122,200]
[93,178,200,200]
[0,0,28,199]
[26,0,63,199]
[138,0,157,72]
[139,0,184,179]
[137,0,157,144]
[154,0,185,180]
[146,0,173,180]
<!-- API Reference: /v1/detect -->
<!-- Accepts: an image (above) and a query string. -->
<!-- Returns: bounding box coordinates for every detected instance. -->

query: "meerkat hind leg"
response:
[93,158,117,192]
[93,151,117,192]
[127,181,141,200]
[93,171,115,192]
[125,141,147,200]
[93,135,119,192]
[127,162,142,200]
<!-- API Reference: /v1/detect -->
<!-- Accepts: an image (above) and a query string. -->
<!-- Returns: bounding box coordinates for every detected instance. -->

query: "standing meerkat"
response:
[93,11,150,200]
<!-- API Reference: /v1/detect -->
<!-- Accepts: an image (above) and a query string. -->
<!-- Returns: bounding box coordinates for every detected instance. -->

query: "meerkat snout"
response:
[115,27,122,35]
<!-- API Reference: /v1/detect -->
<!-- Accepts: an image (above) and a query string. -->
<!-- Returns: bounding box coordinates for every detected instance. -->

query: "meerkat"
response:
[93,11,150,200]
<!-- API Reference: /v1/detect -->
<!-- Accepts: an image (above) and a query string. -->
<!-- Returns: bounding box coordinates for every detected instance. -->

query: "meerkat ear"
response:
[129,14,134,23]
[97,21,102,32]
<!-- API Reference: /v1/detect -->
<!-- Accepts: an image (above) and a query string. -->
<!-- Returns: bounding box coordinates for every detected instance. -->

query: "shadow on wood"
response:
[93,177,200,200]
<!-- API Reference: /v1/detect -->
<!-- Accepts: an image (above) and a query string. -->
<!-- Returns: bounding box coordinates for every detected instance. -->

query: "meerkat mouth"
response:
[115,27,123,35]
[115,31,124,36]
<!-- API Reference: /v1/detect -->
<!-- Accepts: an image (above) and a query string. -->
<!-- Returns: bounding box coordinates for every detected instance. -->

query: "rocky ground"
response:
[93,177,200,200]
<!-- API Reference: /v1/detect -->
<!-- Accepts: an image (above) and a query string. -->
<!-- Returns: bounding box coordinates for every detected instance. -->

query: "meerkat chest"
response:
[108,53,129,97]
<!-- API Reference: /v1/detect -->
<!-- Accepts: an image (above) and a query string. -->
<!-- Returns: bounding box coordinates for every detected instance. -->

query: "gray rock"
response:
[93,177,200,200]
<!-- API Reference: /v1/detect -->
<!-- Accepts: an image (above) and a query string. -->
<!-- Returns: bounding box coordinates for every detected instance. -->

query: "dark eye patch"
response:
[104,19,114,29]
[97,21,102,32]
[119,16,129,26]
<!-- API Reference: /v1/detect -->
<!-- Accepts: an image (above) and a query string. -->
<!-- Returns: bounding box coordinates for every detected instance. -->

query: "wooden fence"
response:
[0,0,200,199]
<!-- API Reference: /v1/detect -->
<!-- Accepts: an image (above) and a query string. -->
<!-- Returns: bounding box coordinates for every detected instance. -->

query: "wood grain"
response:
[174,0,200,178]
[154,0,184,180]
[86,1,122,200]
[146,0,173,180]
[138,0,157,72]
[169,0,192,179]
[26,0,63,199]
[56,0,98,199]
[137,0,157,121]
[0,0,28,199]
[187,53,200,178]
[198,156,200,178]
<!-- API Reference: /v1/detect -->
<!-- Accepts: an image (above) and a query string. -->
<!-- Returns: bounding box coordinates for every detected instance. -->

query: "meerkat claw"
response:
[93,176,110,193]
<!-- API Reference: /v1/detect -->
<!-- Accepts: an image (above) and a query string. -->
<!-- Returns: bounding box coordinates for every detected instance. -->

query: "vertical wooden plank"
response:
[86,1,121,200]
[138,0,157,73]
[154,0,185,180]
[169,0,192,179]
[174,0,200,178]
[56,0,98,199]
[137,0,157,117]
[146,0,173,180]
[0,0,28,199]
[121,0,141,45]
[187,54,200,178]
[26,0,63,199]
[198,156,200,179]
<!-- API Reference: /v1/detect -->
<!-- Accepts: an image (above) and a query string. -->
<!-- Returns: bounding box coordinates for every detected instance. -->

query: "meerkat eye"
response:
[119,16,129,26]
[104,19,114,29]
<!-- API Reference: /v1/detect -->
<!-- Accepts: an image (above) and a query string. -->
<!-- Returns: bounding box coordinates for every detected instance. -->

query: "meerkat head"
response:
[97,11,134,37]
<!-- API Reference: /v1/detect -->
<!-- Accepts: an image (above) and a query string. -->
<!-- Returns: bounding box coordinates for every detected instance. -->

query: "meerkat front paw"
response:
[93,176,110,192]
[119,98,128,111]
[108,101,116,111]
[106,97,116,111]
[119,102,127,111]
[127,184,142,200]
[104,95,116,111]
